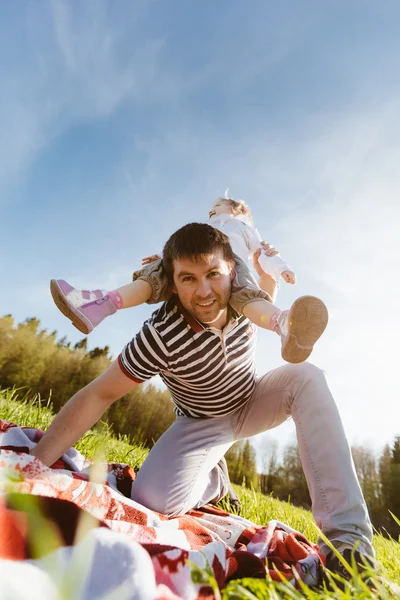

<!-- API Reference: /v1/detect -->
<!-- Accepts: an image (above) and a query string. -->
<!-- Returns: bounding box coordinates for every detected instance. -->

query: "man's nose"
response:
[195,279,212,297]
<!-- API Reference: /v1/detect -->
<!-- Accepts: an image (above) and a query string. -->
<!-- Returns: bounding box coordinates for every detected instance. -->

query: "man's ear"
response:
[230,268,236,282]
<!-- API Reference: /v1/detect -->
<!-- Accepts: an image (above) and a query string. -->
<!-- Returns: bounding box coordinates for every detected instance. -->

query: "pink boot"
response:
[275,296,329,364]
[50,280,117,334]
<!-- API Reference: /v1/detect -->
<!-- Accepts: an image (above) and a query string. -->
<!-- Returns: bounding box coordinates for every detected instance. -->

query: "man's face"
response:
[172,250,234,329]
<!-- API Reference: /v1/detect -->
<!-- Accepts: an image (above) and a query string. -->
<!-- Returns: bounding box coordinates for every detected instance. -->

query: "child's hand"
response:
[142,254,161,266]
[281,269,296,285]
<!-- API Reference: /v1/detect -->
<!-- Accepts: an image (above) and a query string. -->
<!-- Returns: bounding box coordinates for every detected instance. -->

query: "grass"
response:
[1,388,400,598]
[0,388,148,470]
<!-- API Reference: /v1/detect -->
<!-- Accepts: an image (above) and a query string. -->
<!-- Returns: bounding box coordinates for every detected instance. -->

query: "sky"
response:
[1,0,400,463]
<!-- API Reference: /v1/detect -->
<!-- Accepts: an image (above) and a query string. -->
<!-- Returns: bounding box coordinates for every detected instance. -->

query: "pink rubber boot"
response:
[50,279,117,334]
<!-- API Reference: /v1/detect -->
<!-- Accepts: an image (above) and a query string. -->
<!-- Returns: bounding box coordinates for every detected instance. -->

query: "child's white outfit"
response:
[132,214,291,313]
[208,213,290,283]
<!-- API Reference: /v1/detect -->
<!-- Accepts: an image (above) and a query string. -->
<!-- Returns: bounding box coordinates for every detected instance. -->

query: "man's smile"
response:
[196,300,216,307]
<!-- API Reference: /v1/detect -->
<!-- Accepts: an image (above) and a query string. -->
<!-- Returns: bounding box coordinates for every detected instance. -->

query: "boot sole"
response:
[50,279,92,335]
[282,296,328,364]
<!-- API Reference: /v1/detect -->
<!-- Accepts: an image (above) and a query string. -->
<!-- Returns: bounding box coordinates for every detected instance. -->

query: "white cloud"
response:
[0,1,172,192]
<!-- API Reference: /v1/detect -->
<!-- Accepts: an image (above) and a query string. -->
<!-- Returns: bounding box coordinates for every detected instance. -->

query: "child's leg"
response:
[51,259,171,335]
[243,297,328,363]
[230,256,328,364]
[115,280,152,308]
[50,279,120,335]
[229,255,282,329]
[242,299,281,330]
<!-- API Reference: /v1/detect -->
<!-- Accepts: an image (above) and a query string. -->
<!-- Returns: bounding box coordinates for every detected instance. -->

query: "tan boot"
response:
[276,296,329,364]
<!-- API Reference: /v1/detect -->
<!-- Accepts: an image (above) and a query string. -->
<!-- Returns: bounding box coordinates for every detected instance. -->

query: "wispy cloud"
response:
[0,1,171,192]
[49,0,164,116]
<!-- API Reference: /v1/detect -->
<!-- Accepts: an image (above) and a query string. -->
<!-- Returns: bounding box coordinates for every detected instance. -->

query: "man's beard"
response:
[187,290,230,325]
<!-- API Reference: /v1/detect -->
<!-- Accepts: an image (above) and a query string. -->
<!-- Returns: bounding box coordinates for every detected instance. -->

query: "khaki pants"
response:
[131,362,374,557]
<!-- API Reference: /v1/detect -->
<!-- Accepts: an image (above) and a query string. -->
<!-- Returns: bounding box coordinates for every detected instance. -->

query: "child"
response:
[50,197,328,363]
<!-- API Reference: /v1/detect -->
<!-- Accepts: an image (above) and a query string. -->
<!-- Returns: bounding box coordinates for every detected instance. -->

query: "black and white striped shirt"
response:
[118,296,257,418]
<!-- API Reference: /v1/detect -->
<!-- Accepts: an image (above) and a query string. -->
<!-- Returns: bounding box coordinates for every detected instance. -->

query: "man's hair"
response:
[162,222,235,282]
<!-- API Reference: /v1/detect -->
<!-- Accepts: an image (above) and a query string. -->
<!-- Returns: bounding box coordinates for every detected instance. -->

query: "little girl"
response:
[51,197,328,363]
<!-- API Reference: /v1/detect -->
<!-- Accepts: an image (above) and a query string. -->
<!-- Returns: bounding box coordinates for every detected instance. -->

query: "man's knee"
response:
[131,481,186,517]
[281,361,326,386]
[292,361,325,381]
[282,362,330,410]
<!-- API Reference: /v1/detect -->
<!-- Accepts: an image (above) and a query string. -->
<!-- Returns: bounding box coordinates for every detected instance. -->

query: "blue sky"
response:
[2,0,400,459]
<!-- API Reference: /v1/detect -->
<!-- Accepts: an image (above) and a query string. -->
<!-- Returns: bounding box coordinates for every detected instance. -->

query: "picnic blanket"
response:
[0,420,325,599]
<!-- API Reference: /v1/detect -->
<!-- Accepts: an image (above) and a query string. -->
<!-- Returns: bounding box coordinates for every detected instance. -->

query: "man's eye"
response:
[209,271,220,277]
[182,276,193,282]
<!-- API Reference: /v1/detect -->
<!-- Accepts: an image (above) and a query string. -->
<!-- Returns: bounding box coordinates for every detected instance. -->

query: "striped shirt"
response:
[118,296,257,418]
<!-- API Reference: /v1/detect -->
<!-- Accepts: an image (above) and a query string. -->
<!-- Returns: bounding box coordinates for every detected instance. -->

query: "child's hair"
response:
[218,196,253,224]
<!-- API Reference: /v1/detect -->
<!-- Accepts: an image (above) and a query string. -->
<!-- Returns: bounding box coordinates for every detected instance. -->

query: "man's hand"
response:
[142,254,161,266]
[281,269,296,285]
[252,242,279,278]
[252,245,279,302]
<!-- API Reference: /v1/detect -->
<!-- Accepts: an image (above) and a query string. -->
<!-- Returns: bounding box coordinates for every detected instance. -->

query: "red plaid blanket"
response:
[0,420,324,599]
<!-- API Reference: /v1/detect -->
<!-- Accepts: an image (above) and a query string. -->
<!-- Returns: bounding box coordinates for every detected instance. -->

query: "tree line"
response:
[1,315,399,538]
[0,315,175,446]
[226,437,400,539]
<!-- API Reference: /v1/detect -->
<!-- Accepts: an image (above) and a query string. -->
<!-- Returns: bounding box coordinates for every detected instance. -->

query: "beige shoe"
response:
[277,296,329,364]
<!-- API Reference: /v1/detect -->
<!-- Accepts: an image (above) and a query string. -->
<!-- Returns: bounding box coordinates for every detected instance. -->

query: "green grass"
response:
[0,388,148,470]
[1,388,400,599]
[223,488,400,597]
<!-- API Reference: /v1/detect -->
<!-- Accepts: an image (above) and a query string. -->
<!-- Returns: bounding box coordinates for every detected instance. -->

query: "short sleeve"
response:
[118,321,169,383]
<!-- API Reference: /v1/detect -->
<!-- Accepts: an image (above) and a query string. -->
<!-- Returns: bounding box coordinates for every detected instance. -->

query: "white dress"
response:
[207,213,290,282]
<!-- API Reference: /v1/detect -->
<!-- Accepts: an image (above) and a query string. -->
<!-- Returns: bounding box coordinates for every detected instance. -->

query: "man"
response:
[32,223,374,576]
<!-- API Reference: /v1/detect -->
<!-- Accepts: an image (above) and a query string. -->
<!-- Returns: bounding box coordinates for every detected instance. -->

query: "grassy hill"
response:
[1,388,399,598]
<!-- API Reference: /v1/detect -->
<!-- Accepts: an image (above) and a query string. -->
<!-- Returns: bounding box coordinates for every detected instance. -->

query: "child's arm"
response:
[245,226,296,284]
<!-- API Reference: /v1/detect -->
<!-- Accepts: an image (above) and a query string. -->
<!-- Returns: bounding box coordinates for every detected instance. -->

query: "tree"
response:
[88,346,110,359]
[57,336,70,348]
[352,445,381,526]
[392,436,400,463]
[388,437,400,531]
[281,443,310,507]
[0,314,175,446]
[74,338,88,351]
[379,440,400,536]
[226,440,258,489]
[259,438,279,496]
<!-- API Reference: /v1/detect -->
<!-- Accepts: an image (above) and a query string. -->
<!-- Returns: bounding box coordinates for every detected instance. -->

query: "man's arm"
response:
[252,247,279,302]
[30,360,139,467]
